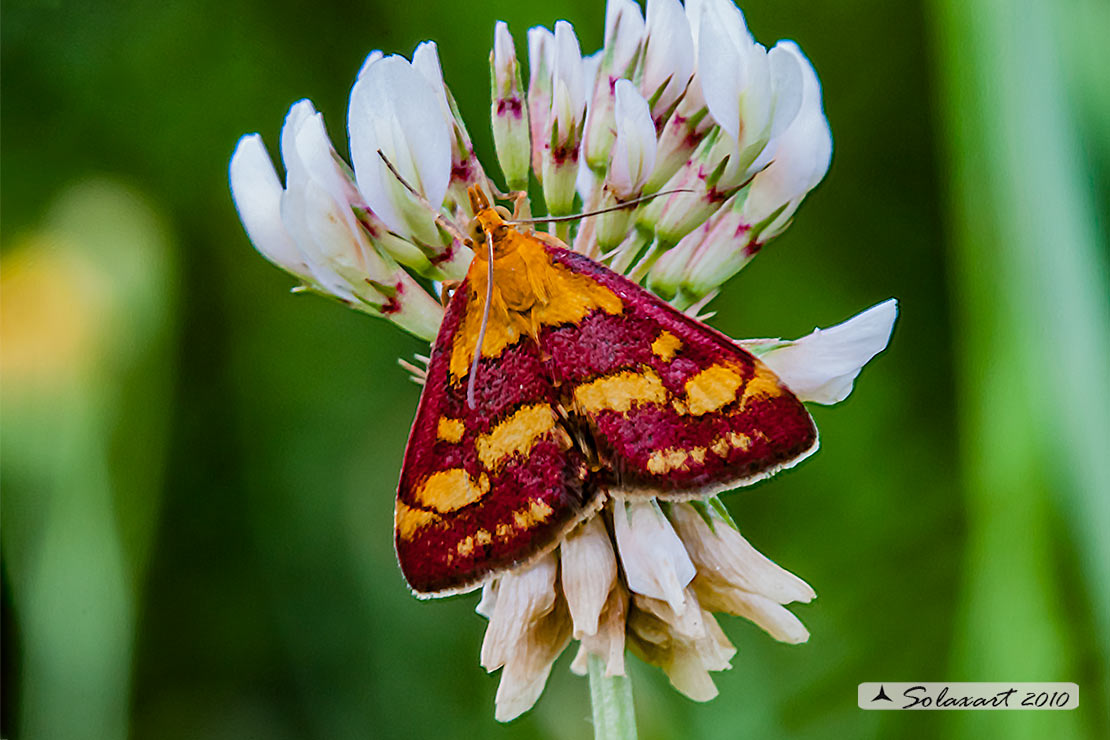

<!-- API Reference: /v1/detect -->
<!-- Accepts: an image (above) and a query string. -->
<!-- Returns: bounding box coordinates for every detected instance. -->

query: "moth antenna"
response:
[505,188,695,225]
[376,149,424,199]
[466,229,495,410]
[376,150,469,246]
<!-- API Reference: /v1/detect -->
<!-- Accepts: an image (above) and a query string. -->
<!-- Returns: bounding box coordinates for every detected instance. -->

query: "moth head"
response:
[466,185,512,253]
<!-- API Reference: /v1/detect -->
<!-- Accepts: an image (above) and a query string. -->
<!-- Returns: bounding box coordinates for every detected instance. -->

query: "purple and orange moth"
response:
[395,187,817,596]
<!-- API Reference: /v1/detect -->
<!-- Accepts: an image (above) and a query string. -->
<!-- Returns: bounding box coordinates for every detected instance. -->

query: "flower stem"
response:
[554,220,572,245]
[587,655,637,740]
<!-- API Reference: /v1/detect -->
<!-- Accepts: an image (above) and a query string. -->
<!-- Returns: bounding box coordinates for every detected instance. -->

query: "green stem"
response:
[555,220,571,245]
[587,655,637,740]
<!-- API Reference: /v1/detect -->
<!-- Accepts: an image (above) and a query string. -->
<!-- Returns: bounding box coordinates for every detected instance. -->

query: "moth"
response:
[396,186,817,596]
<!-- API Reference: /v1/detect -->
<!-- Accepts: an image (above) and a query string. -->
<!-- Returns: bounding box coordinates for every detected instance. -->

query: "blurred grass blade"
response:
[930,0,1110,737]
[0,180,177,740]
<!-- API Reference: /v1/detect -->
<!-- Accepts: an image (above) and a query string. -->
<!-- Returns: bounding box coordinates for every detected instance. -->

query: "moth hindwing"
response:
[395,202,816,597]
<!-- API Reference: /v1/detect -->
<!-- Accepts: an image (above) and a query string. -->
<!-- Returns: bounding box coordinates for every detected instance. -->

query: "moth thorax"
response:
[497,276,539,312]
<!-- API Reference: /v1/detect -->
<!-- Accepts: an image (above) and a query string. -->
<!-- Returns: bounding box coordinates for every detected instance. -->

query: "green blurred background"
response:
[2,0,1107,738]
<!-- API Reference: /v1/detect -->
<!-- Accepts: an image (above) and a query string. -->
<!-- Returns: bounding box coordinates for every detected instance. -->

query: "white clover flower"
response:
[229,0,895,726]
[230,133,309,279]
[592,80,658,252]
[608,80,657,198]
[604,0,646,79]
[745,299,899,404]
[648,43,830,305]
[582,0,645,173]
[738,41,832,239]
[640,0,695,127]
[230,101,444,339]
[540,20,588,215]
[697,0,803,174]
[413,41,490,216]
[491,22,531,191]
[526,25,556,181]
[349,54,453,247]
[482,497,821,714]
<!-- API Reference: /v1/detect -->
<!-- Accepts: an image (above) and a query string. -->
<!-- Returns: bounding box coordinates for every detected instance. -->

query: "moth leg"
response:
[397,354,429,386]
[483,178,513,200]
[510,191,532,222]
[554,401,600,469]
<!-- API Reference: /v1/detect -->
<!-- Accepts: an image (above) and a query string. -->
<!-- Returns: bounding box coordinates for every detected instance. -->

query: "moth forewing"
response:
[394,189,816,595]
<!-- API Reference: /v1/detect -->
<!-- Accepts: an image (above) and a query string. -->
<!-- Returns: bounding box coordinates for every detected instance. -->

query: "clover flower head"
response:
[229,0,896,724]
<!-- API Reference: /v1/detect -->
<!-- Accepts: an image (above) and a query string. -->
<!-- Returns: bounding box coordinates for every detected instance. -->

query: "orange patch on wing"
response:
[684,364,744,416]
[573,368,668,415]
[413,469,490,513]
[647,446,712,474]
[728,431,752,451]
[475,403,557,470]
[512,499,555,529]
[647,448,689,474]
[651,331,683,361]
[739,362,784,409]
[449,234,623,380]
[707,431,752,458]
[457,529,493,557]
[395,501,441,541]
[437,416,465,443]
